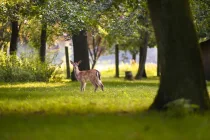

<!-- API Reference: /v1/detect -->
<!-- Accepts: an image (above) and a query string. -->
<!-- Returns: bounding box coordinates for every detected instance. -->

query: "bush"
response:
[0,52,61,82]
[163,98,199,118]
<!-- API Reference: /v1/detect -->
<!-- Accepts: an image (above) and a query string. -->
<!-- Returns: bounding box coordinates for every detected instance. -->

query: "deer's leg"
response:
[82,82,86,91]
[90,80,98,92]
[100,82,104,91]
[80,82,86,92]
[98,81,104,91]
[80,82,83,92]
[96,80,104,91]
[94,84,98,92]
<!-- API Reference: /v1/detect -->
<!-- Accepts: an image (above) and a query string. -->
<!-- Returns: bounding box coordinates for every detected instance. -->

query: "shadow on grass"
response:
[0,77,158,100]
[104,81,159,87]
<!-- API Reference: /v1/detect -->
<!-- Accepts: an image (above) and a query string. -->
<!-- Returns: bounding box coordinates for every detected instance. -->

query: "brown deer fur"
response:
[70,60,104,92]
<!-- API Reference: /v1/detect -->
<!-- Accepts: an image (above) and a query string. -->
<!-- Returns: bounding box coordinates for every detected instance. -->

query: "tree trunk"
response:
[157,47,161,76]
[9,21,19,55]
[200,39,210,80]
[65,46,71,79]
[91,60,97,69]
[148,0,210,110]
[135,31,149,79]
[72,30,90,81]
[40,23,47,62]
[115,44,119,78]
[132,53,136,61]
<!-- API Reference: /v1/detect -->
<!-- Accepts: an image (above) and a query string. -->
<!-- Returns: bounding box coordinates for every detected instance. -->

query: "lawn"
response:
[0,77,210,140]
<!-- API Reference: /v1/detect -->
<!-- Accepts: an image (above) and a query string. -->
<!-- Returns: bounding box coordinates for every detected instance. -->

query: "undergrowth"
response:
[0,52,62,82]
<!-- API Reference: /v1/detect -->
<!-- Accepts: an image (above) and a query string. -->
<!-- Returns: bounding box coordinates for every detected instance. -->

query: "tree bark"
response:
[65,46,71,79]
[72,30,90,81]
[135,31,149,79]
[40,23,47,62]
[9,21,19,55]
[91,60,97,69]
[115,44,119,78]
[131,52,136,61]
[157,47,161,77]
[148,0,210,110]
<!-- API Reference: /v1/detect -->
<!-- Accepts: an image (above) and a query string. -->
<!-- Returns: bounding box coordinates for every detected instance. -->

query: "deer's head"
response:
[70,60,82,69]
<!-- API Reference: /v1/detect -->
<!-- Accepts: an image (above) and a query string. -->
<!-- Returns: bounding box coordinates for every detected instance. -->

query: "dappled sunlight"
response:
[98,63,157,78]
[0,82,67,89]
[0,78,158,115]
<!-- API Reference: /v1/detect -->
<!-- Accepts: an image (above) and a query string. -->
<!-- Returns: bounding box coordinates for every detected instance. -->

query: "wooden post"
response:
[115,44,119,77]
[65,46,71,79]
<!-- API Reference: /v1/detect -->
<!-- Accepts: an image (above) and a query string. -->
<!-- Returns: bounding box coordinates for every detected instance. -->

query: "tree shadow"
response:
[0,78,158,100]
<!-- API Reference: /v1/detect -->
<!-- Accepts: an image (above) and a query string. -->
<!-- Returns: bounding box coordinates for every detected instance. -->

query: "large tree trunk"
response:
[115,44,119,78]
[148,0,210,110]
[135,31,149,79]
[72,30,90,81]
[200,39,210,80]
[40,23,47,62]
[9,21,19,55]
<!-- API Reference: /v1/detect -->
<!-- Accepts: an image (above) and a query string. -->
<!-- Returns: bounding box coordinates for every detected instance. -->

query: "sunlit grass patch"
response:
[0,78,158,115]
[97,63,157,78]
[0,82,66,88]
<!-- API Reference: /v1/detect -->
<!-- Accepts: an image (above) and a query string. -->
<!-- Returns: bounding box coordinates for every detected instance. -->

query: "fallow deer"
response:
[70,60,104,92]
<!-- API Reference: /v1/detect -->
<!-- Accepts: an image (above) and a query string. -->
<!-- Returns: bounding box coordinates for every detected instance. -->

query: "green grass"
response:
[0,78,157,114]
[0,77,210,140]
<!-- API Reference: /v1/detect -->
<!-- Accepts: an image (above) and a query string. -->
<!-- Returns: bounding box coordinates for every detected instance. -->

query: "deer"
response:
[70,60,104,92]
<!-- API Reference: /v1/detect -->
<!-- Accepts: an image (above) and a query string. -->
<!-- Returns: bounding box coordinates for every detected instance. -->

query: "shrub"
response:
[0,52,61,82]
[163,98,199,118]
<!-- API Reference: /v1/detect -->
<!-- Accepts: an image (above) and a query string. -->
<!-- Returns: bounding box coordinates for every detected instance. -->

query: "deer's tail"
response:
[96,70,101,80]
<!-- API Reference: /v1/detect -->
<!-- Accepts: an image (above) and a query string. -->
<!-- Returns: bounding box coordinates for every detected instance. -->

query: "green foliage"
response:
[191,0,210,40]
[19,17,62,49]
[0,52,60,82]
[164,98,200,118]
[89,0,156,53]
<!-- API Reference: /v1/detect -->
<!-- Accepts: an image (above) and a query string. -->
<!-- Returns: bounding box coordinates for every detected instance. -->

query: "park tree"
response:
[31,0,63,62]
[0,0,31,55]
[147,0,210,110]
[58,1,93,81]
[71,30,90,81]
[0,12,10,52]
[94,0,156,79]
[87,29,107,69]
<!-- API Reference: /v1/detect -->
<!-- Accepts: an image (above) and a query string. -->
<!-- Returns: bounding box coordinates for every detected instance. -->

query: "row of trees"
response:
[1,0,210,111]
[1,0,209,77]
[0,0,153,80]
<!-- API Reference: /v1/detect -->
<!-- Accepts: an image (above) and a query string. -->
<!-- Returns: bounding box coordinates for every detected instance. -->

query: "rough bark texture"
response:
[40,23,47,62]
[9,21,19,55]
[200,39,210,80]
[65,46,71,79]
[148,0,210,110]
[132,53,136,61]
[157,47,161,76]
[115,44,119,78]
[135,31,149,79]
[72,30,90,81]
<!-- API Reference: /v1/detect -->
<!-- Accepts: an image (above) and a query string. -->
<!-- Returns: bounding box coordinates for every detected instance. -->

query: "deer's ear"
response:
[78,60,82,64]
